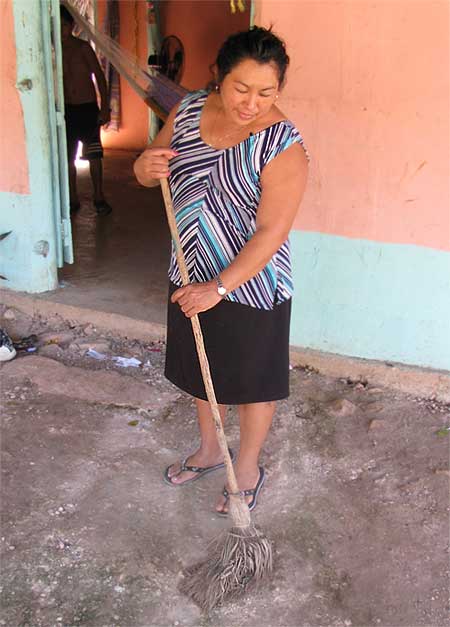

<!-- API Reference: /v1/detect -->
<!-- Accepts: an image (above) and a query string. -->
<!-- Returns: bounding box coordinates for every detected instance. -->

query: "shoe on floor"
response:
[0,329,17,362]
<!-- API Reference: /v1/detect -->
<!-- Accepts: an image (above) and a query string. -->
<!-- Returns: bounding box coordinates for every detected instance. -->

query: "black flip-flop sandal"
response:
[217,466,266,517]
[163,448,234,487]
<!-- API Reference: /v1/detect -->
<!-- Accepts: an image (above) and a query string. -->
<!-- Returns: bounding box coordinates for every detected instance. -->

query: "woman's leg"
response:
[166,397,227,484]
[216,400,275,513]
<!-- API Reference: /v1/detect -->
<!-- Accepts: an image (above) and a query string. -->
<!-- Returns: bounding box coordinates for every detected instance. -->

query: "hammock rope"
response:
[62,0,188,120]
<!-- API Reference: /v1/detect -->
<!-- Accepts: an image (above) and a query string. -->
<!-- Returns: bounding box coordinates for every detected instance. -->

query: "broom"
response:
[160,178,273,611]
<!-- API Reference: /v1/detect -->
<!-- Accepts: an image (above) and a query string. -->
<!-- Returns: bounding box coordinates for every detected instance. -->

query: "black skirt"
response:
[164,282,292,405]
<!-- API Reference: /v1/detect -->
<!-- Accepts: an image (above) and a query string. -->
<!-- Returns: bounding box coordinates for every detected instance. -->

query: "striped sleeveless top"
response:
[168,90,306,310]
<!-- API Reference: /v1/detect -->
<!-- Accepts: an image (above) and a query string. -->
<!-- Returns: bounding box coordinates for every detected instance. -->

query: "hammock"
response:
[62,0,188,121]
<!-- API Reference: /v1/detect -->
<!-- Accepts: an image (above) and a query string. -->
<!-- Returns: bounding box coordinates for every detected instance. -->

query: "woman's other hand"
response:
[171,281,223,318]
[133,147,178,187]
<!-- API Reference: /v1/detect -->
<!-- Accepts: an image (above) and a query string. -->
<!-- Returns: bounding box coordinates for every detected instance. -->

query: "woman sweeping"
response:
[134,27,308,516]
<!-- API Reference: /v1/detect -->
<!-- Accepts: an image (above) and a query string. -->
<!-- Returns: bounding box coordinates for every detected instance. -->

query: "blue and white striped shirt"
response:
[168,90,305,310]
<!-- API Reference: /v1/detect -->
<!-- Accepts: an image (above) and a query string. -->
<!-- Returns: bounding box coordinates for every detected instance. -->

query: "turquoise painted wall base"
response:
[290,231,450,371]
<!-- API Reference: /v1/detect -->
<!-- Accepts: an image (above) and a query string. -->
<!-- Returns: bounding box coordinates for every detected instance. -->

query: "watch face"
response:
[218,286,227,296]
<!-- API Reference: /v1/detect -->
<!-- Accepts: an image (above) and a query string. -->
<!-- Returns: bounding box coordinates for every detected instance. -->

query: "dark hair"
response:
[214,27,289,87]
[60,5,74,25]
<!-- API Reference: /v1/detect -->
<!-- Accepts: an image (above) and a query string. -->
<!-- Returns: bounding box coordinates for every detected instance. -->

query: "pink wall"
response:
[254,0,450,251]
[159,0,251,90]
[0,0,29,194]
[97,0,250,149]
[97,0,149,151]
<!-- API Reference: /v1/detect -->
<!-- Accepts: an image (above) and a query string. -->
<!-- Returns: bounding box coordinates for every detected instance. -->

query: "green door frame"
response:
[0,0,73,293]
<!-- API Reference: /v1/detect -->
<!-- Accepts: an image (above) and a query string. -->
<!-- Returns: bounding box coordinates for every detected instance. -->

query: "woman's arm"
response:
[133,104,179,188]
[221,142,308,291]
[172,142,308,317]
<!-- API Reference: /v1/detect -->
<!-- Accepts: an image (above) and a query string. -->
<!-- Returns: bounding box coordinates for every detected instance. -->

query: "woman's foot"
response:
[164,448,233,486]
[215,465,265,515]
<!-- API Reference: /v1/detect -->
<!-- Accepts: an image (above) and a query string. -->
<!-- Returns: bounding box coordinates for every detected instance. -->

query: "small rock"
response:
[328,398,357,417]
[369,419,385,430]
[367,401,385,414]
[78,341,111,354]
[39,331,75,347]
[434,468,450,476]
[83,324,96,335]
[38,344,63,359]
[3,308,16,320]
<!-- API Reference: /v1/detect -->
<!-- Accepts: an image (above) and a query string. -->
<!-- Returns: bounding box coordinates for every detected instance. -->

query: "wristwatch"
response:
[215,275,227,297]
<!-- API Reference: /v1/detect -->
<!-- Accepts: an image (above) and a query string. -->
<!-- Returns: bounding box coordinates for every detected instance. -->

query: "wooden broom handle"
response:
[160,178,241,499]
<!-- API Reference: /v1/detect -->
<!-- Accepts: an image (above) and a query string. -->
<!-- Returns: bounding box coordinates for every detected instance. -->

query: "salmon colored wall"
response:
[159,0,251,90]
[254,0,450,252]
[97,0,149,150]
[0,0,29,194]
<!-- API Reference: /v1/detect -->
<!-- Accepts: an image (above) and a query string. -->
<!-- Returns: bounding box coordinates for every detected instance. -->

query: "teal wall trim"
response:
[0,1,60,293]
[290,231,450,371]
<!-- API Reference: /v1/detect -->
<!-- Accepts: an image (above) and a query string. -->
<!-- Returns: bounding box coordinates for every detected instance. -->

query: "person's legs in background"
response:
[83,123,112,216]
[89,158,104,205]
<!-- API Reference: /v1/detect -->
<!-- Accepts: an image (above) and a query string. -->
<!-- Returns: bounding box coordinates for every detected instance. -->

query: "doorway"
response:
[44,0,251,326]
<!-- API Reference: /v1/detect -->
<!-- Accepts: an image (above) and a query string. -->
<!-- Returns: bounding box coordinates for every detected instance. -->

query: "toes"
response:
[170,470,192,485]
[167,464,179,479]
[167,465,198,485]
[215,495,229,514]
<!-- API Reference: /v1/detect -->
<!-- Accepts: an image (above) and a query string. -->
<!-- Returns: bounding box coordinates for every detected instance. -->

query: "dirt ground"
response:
[1,304,449,627]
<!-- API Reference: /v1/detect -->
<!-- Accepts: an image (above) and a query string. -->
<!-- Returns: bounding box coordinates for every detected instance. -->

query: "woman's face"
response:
[219,58,280,126]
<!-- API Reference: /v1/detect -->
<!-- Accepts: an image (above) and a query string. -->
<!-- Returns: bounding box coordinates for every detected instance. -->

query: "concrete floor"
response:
[1,307,450,626]
[39,150,171,326]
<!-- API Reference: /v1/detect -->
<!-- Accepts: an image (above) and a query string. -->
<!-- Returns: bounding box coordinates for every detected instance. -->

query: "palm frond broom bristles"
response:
[160,178,273,611]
